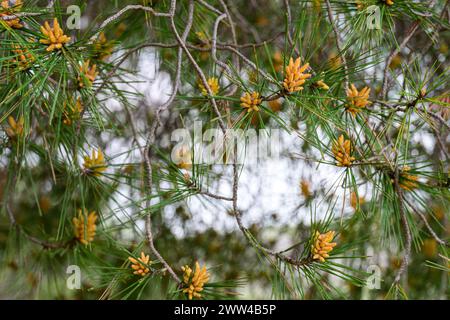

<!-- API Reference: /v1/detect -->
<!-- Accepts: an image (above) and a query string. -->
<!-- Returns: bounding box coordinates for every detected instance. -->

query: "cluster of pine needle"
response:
[0,0,448,300]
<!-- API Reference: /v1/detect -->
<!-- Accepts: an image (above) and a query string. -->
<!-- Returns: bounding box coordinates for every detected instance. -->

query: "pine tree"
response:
[0,0,448,299]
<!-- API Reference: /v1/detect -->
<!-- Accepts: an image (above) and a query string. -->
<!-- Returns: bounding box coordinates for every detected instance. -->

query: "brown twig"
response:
[142,0,195,285]
[381,0,438,99]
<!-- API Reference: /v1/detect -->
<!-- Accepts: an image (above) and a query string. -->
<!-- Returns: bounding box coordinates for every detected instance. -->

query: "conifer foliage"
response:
[0,0,448,299]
